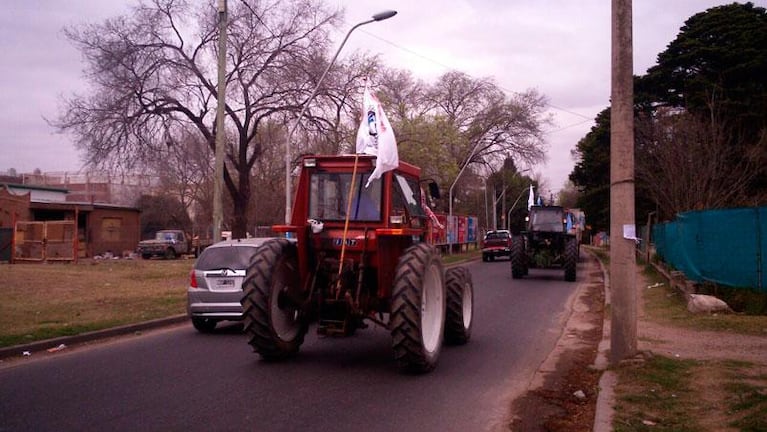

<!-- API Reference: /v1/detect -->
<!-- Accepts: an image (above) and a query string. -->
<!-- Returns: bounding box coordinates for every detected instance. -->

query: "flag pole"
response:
[335,153,360,299]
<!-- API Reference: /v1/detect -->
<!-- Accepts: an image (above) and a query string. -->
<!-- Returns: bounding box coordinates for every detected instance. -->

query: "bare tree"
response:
[636,108,764,219]
[150,129,214,235]
[55,0,344,237]
[374,70,549,210]
[427,71,549,171]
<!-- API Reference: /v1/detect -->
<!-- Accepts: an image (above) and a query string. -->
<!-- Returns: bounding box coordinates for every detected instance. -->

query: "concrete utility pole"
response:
[610,0,637,364]
[212,0,227,242]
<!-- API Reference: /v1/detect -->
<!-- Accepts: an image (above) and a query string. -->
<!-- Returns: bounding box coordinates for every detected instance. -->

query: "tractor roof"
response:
[300,154,421,178]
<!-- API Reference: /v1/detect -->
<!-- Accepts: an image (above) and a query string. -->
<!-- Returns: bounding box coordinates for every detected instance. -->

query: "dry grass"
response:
[0,259,191,347]
[614,356,767,432]
[641,265,767,336]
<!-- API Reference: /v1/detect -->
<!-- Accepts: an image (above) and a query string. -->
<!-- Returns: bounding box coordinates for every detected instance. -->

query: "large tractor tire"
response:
[564,237,578,282]
[390,243,446,373]
[241,238,307,360]
[510,235,526,279]
[444,267,473,345]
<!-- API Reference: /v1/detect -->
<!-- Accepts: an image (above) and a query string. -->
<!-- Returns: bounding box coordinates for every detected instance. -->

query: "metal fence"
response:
[653,207,766,292]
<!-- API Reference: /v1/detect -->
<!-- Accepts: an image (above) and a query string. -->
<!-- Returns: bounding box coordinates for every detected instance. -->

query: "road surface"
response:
[0,257,584,432]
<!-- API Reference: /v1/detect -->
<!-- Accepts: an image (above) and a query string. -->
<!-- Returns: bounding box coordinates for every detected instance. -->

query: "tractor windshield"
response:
[529,208,565,232]
[308,172,382,221]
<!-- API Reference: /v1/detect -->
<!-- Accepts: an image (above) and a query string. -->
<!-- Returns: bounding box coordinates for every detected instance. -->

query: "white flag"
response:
[527,184,535,210]
[355,83,398,187]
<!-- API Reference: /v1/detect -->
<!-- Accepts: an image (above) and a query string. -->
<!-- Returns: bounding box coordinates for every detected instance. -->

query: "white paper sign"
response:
[623,224,640,242]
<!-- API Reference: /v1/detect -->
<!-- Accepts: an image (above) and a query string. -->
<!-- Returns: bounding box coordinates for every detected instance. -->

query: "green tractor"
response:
[240,155,474,373]
[510,205,578,282]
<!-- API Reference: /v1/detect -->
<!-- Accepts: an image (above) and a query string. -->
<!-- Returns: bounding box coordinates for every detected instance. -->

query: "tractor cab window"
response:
[392,174,425,220]
[529,209,565,232]
[309,172,382,221]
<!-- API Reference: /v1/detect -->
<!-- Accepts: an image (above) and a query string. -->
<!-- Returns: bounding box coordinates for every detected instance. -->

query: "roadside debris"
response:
[46,344,67,353]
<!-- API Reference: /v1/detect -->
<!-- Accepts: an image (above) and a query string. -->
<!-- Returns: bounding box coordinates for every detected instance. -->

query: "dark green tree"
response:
[569,108,611,232]
[637,2,767,202]
[639,2,767,135]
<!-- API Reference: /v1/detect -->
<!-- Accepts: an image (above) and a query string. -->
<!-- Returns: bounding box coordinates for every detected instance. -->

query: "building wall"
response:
[0,188,31,228]
[87,208,141,257]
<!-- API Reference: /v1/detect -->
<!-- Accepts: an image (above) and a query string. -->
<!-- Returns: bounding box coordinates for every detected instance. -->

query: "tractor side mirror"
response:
[427,181,440,200]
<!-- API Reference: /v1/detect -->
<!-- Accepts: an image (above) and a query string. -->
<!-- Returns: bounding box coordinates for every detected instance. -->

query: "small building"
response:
[0,184,140,261]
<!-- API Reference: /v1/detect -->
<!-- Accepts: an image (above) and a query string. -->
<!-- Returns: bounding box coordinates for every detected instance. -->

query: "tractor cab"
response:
[527,205,566,233]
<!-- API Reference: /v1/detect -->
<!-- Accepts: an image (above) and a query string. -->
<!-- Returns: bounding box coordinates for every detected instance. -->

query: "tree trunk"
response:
[231,170,251,239]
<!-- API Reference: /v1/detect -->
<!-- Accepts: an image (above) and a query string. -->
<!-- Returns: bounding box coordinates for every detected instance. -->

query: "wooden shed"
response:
[0,184,140,261]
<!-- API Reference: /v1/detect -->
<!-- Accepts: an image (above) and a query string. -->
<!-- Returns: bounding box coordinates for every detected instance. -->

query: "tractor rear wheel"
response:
[510,235,525,279]
[391,243,446,373]
[241,238,307,360]
[444,267,473,345]
[564,237,578,282]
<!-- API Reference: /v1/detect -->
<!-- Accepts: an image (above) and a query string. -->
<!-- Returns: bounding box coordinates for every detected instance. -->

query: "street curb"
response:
[0,314,188,360]
[588,247,615,432]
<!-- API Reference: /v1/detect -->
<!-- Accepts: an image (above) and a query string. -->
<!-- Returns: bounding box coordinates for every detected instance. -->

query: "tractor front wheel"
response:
[444,267,473,345]
[564,237,578,282]
[391,243,446,373]
[510,236,526,279]
[241,238,307,360]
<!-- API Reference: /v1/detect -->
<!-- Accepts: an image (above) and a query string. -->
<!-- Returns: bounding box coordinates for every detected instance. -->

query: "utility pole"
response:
[212,0,227,242]
[610,0,637,364]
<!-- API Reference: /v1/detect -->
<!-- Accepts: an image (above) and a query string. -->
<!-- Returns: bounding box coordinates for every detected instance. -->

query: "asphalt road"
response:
[0,257,582,432]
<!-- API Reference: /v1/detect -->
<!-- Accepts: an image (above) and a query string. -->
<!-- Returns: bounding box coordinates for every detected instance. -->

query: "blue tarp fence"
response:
[653,207,767,292]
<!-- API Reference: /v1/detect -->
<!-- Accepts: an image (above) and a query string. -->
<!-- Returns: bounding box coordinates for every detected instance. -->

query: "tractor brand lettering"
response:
[332,238,357,247]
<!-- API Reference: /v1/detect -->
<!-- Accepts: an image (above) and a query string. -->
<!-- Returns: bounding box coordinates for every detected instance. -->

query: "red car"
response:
[482,230,512,262]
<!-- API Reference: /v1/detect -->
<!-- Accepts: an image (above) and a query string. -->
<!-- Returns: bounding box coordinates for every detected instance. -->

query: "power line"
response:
[354,28,595,122]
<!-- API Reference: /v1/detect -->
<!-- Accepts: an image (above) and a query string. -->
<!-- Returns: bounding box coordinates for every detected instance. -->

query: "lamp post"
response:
[212,0,227,242]
[447,142,483,253]
[284,10,398,223]
[506,185,533,230]
[490,168,531,230]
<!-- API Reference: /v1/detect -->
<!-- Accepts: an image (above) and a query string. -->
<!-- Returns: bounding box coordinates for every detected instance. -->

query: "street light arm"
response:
[284,11,397,223]
[449,142,482,217]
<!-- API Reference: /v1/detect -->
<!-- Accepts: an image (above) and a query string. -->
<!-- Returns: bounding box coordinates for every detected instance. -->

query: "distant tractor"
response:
[241,155,474,373]
[510,205,579,282]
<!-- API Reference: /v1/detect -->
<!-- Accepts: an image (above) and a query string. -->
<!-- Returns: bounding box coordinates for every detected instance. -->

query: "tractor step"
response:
[317,319,348,336]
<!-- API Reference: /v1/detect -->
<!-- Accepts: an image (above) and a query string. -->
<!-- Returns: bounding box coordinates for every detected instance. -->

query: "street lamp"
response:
[490,168,531,230]
[284,10,398,223]
[449,143,481,219]
[446,142,483,253]
[506,185,533,230]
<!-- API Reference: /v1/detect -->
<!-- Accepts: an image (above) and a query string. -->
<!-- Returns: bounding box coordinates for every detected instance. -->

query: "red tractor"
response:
[241,154,474,373]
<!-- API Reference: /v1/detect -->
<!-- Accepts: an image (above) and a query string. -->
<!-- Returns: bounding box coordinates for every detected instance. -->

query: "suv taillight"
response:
[189,269,198,288]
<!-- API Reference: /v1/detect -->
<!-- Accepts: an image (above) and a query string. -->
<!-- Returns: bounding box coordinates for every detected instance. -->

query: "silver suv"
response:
[187,238,269,332]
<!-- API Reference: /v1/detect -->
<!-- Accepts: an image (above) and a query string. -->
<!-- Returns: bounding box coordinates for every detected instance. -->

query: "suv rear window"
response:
[485,232,509,240]
[196,246,258,270]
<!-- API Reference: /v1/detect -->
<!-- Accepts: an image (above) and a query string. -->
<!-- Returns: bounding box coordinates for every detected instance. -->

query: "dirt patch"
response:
[638,295,767,364]
[610,266,767,431]
[507,251,767,431]
[507,255,605,431]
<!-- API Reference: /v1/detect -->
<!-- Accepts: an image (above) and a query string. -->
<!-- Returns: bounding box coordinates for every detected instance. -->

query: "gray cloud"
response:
[2,0,754,193]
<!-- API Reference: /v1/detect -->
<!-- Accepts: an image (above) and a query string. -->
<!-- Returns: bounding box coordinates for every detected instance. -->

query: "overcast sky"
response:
[1,0,759,194]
